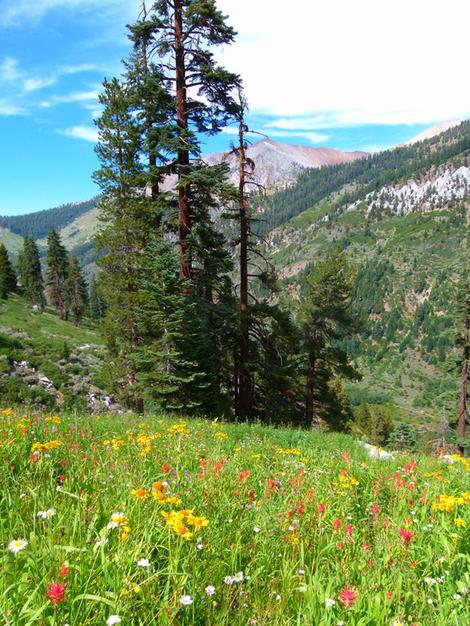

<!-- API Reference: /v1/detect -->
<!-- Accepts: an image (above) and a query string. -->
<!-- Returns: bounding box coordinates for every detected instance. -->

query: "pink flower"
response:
[339,586,357,607]
[399,528,413,545]
[333,518,342,531]
[345,523,354,535]
[46,581,66,604]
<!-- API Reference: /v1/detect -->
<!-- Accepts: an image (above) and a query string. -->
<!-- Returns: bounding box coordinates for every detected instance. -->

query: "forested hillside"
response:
[0,198,97,240]
[260,121,469,424]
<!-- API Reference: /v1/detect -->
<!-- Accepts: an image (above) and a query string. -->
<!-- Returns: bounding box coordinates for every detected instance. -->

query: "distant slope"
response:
[261,120,470,422]
[257,120,470,235]
[404,120,462,145]
[205,138,367,188]
[0,198,98,239]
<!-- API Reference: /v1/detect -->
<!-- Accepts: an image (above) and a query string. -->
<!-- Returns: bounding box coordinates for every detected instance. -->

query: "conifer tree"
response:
[0,244,17,298]
[65,255,88,326]
[300,247,359,427]
[144,0,241,280]
[88,275,105,320]
[94,77,160,398]
[45,229,69,319]
[134,239,208,411]
[17,236,45,307]
[455,272,469,450]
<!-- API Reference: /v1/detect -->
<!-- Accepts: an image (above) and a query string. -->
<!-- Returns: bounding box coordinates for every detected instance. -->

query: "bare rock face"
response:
[204,139,368,189]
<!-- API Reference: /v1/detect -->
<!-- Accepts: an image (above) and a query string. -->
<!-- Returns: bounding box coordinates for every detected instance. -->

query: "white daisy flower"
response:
[8,539,28,554]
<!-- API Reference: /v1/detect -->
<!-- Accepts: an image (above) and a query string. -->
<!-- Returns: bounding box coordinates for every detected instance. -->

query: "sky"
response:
[0,0,469,215]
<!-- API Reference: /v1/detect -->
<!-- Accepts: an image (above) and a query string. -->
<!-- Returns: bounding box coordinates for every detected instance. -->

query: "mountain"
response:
[205,138,368,188]
[257,119,470,422]
[404,120,462,145]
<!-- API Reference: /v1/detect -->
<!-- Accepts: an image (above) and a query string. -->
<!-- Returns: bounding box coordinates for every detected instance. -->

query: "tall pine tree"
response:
[0,244,17,299]
[45,229,69,319]
[17,236,45,307]
[299,247,360,429]
[65,255,88,326]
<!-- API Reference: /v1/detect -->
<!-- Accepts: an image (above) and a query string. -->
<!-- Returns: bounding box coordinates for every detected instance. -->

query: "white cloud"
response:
[0,99,26,115]
[62,125,98,142]
[43,90,99,106]
[0,56,21,81]
[216,0,470,126]
[23,77,56,92]
[0,0,137,26]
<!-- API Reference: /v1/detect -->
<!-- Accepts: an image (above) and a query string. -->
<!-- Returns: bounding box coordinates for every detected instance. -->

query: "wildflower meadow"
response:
[0,408,469,625]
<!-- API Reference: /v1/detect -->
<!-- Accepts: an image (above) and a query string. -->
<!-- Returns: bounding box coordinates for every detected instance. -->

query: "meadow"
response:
[0,409,469,625]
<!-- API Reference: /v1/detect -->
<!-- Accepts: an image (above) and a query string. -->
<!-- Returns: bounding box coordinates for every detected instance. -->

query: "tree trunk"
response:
[140,5,159,202]
[457,309,469,453]
[305,357,316,425]
[174,0,191,281]
[236,113,250,420]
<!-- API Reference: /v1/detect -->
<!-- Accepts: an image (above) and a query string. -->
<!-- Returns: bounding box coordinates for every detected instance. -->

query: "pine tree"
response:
[145,0,241,280]
[88,275,105,320]
[0,244,17,298]
[300,247,360,428]
[94,77,160,399]
[455,272,469,451]
[17,236,45,307]
[45,229,69,319]
[65,255,88,326]
[134,239,209,411]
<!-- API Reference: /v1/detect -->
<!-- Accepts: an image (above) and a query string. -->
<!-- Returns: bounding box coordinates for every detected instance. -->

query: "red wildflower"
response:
[239,470,251,483]
[371,504,380,520]
[333,517,342,531]
[341,450,351,464]
[339,586,357,607]
[46,581,66,604]
[345,523,354,535]
[162,463,170,474]
[59,566,68,578]
[317,502,325,517]
[399,528,413,545]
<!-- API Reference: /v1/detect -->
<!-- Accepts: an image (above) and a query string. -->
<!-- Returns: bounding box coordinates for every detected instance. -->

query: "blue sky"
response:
[0,0,469,215]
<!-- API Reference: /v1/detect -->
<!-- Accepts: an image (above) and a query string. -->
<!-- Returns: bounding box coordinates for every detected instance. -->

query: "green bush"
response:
[387,422,417,451]
[0,377,56,409]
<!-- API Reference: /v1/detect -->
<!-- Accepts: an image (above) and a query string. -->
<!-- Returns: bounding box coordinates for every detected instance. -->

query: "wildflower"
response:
[46,581,66,604]
[224,576,234,585]
[345,523,354,535]
[453,593,462,600]
[205,585,216,596]
[59,566,69,578]
[332,518,342,531]
[106,617,121,626]
[399,528,413,545]
[137,558,150,568]
[325,598,336,608]
[131,488,148,500]
[8,539,27,554]
[38,508,56,520]
[454,517,465,527]
[196,542,204,550]
[180,595,193,605]
[427,598,433,605]
[339,586,357,607]
[233,571,244,583]
[317,502,326,516]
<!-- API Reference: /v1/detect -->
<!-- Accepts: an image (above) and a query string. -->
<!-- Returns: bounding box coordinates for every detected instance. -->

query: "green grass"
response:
[0,295,102,350]
[0,409,468,625]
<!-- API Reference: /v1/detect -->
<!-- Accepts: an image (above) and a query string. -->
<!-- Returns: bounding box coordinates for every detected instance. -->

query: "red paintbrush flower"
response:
[399,528,413,545]
[46,581,66,604]
[59,566,68,578]
[339,586,357,607]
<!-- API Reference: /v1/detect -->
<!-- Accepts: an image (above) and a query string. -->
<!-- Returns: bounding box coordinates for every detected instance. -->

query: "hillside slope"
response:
[261,121,470,422]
